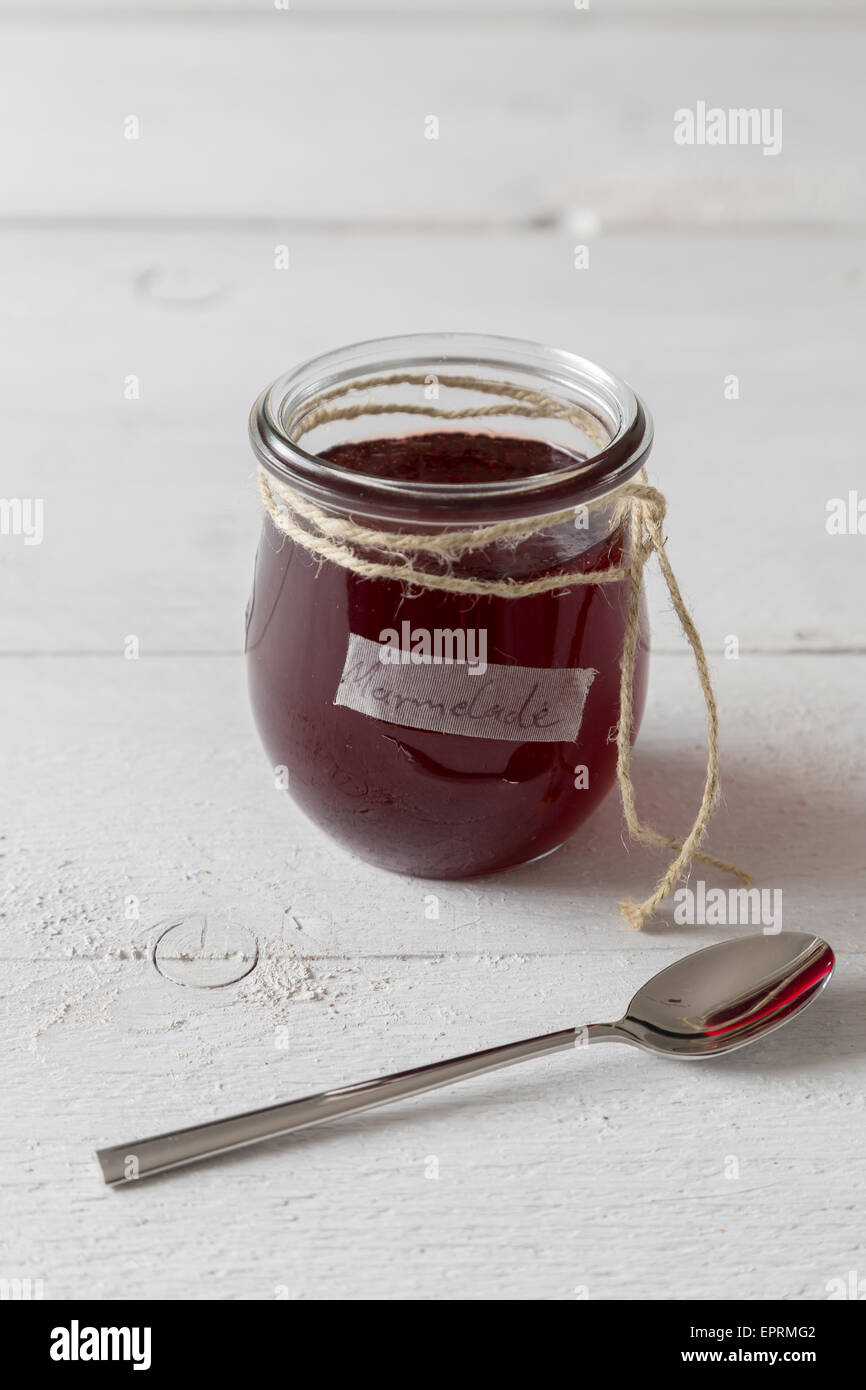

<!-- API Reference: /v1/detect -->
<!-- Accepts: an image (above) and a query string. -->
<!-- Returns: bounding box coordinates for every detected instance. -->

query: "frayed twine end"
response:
[619,898,650,931]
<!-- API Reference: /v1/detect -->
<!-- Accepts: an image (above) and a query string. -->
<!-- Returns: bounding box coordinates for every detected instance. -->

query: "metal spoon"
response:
[97,930,833,1186]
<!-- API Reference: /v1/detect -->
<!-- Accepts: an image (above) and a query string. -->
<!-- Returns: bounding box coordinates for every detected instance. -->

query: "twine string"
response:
[257,373,750,929]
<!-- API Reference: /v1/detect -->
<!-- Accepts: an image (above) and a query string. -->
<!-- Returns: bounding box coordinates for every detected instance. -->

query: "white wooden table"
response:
[2,1,865,1301]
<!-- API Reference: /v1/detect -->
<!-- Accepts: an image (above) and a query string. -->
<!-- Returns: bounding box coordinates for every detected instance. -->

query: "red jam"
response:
[246,431,649,878]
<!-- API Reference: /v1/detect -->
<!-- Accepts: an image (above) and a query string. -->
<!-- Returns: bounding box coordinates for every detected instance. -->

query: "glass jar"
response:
[246,333,653,879]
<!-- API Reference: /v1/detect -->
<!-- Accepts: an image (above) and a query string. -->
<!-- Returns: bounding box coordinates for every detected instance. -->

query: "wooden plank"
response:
[0,18,863,223]
[4,2,863,17]
[1,227,863,653]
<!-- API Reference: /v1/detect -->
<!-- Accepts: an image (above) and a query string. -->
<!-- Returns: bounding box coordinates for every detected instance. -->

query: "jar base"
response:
[335,834,571,883]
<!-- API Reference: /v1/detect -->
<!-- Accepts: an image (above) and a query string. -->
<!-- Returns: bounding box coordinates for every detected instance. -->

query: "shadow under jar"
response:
[246,333,653,879]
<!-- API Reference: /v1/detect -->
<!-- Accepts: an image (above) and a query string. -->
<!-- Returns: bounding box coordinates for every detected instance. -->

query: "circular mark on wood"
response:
[135,266,227,307]
[152,915,259,989]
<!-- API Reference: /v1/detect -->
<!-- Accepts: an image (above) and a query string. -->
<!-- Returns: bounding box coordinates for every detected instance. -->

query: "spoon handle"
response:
[97,1027,581,1185]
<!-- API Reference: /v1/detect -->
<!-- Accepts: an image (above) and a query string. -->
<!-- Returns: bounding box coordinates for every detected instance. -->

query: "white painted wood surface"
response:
[2,3,865,1302]
[7,1,864,18]
[2,15,865,224]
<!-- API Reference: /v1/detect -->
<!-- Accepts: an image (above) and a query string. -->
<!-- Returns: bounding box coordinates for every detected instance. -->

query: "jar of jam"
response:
[246,333,653,880]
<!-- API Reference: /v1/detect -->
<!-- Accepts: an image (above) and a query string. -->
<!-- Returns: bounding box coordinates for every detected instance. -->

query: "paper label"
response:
[333,632,597,743]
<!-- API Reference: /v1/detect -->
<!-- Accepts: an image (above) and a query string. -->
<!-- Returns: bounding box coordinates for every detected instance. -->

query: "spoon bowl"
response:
[614,931,834,1057]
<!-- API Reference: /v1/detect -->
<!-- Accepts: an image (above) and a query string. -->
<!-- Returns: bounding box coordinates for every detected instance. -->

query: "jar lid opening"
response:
[250,333,653,525]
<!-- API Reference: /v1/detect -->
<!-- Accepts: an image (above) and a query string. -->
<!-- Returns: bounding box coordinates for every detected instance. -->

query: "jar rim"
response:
[249,332,653,524]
